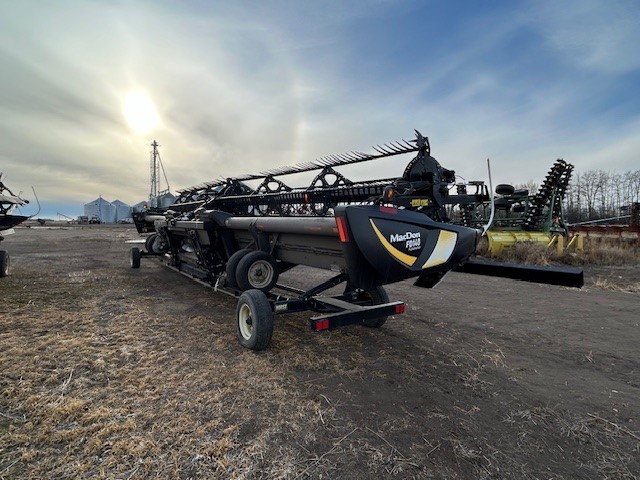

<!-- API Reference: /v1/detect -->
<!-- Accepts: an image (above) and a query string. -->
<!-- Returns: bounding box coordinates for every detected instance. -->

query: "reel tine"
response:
[181,134,418,193]
[379,143,394,153]
[384,142,402,153]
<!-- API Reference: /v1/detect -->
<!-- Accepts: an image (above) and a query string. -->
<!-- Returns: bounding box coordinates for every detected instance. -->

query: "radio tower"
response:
[149,140,170,208]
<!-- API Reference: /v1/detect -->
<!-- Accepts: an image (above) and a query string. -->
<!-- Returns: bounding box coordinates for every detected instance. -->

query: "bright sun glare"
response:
[123,90,160,134]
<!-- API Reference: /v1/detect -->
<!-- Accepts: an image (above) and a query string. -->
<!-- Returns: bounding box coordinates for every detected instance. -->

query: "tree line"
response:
[564,170,640,223]
[516,169,640,224]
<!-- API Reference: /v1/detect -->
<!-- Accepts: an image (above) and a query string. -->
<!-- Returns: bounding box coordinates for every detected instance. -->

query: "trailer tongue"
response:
[129,131,583,350]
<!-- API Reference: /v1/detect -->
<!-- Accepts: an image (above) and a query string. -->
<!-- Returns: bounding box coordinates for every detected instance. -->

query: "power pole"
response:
[149,140,159,207]
[149,140,170,208]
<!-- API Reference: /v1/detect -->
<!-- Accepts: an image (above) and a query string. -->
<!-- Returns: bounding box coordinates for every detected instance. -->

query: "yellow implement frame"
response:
[487,231,584,256]
[486,231,552,256]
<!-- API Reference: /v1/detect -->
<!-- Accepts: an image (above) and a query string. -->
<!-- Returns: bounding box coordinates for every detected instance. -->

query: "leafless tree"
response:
[564,169,640,223]
[515,180,539,195]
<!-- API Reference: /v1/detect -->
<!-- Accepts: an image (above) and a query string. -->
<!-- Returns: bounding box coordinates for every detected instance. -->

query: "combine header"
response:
[130,131,583,350]
[0,173,31,277]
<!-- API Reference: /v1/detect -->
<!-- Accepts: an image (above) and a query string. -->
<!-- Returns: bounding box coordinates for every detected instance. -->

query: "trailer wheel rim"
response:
[238,304,253,340]
[247,260,275,289]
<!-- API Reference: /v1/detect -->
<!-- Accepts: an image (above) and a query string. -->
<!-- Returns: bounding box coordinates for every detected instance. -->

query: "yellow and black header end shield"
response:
[335,205,477,289]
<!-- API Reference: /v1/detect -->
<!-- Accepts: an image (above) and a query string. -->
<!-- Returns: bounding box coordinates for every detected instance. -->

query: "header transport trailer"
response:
[129,131,583,350]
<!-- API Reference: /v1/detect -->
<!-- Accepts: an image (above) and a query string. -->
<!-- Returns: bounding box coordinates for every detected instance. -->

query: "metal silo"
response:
[112,200,132,223]
[83,197,116,223]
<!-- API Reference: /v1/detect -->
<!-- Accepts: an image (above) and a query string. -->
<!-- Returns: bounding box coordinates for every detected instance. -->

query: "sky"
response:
[1,0,639,219]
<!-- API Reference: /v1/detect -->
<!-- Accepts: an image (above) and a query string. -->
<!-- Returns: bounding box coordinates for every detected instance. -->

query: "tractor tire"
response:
[0,250,9,277]
[236,289,274,350]
[130,247,141,269]
[359,286,389,328]
[495,184,515,196]
[236,251,279,293]
[494,198,512,210]
[225,248,253,289]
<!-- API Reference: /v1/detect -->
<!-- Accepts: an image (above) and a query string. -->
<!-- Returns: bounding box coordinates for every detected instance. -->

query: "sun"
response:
[122,90,160,134]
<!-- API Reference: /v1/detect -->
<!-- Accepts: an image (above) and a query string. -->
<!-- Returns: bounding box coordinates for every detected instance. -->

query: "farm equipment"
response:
[129,131,583,350]
[0,173,31,277]
[454,159,574,254]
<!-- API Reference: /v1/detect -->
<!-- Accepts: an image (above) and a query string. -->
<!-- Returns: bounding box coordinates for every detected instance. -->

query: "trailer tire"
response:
[359,286,389,328]
[145,233,158,254]
[0,250,9,277]
[236,251,279,293]
[236,289,274,350]
[225,248,253,289]
[130,247,141,269]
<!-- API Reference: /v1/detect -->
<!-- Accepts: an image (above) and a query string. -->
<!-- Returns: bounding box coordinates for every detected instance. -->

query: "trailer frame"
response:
[131,245,405,350]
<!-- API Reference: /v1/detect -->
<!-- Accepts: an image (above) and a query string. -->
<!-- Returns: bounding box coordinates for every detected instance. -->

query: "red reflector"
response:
[304,193,310,203]
[315,319,330,331]
[379,206,398,214]
[335,216,349,242]
[394,304,406,314]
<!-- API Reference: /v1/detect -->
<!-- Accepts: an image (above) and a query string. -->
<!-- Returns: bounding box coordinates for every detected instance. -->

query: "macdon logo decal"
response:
[389,231,421,251]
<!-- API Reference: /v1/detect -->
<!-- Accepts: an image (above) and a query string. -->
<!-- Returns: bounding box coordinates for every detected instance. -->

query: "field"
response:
[1,225,639,479]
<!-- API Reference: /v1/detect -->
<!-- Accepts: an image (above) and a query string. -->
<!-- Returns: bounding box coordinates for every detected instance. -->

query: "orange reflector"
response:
[335,216,349,242]
[394,304,406,314]
[315,319,330,331]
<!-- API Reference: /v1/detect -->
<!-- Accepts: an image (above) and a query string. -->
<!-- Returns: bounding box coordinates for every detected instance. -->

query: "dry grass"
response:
[0,261,328,479]
[0,259,433,479]
[592,278,640,293]
[476,235,640,292]
[477,235,640,267]
[504,406,640,479]
[2,226,639,479]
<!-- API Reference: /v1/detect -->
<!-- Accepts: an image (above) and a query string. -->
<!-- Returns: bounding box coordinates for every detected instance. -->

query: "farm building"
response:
[112,200,132,222]
[83,197,133,223]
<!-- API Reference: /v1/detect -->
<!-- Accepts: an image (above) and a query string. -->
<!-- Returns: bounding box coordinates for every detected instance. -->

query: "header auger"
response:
[129,131,583,350]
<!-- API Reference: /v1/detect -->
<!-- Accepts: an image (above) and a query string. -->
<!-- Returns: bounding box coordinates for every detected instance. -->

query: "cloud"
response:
[522,0,640,74]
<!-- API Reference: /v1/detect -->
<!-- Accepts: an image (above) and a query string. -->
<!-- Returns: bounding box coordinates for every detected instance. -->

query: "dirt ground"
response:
[1,225,639,479]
